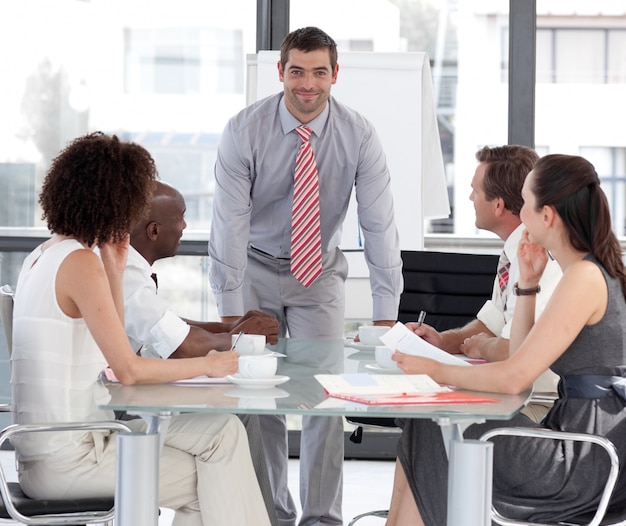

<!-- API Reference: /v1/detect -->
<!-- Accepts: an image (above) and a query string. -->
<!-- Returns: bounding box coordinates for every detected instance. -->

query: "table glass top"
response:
[100,338,530,421]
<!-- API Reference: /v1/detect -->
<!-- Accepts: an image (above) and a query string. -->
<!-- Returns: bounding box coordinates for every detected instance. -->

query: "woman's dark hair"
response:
[39,132,157,247]
[532,154,626,294]
[476,145,539,216]
[280,26,338,70]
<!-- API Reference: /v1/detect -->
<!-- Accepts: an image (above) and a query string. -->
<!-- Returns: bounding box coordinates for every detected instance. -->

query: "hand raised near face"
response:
[517,229,549,285]
[99,235,130,277]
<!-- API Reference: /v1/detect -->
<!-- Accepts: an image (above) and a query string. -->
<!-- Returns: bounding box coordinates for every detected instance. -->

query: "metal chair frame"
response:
[0,285,134,524]
[479,427,623,526]
[0,285,13,355]
[0,421,132,525]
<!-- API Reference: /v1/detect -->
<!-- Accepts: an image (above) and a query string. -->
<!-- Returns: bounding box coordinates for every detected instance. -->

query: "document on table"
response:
[102,368,230,384]
[314,373,498,405]
[315,373,450,396]
[380,322,471,366]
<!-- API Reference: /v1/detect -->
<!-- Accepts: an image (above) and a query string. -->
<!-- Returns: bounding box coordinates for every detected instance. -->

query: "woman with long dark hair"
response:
[387,154,626,525]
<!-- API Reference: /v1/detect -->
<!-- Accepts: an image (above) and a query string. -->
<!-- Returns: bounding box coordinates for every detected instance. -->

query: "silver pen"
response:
[417,311,427,327]
[231,331,244,351]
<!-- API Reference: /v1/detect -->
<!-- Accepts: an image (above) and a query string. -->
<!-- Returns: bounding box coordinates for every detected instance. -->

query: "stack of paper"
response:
[315,373,497,405]
[315,373,449,395]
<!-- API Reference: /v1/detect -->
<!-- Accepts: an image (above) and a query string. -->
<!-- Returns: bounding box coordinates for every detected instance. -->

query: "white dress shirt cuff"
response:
[215,292,244,319]
[372,295,401,323]
[146,310,191,359]
[476,299,505,337]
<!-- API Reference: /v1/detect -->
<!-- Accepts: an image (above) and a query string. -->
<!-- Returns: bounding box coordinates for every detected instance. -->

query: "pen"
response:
[231,331,244,351]
[417,310,427,327]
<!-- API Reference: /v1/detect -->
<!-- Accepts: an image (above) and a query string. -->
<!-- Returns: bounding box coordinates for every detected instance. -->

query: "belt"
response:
[560,374,626,402]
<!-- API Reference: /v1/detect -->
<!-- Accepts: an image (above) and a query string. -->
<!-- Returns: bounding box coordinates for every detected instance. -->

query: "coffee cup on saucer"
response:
[237,355,278,379]
[358,325,390,346]
[375,345,399,370]
[232,333,266,355]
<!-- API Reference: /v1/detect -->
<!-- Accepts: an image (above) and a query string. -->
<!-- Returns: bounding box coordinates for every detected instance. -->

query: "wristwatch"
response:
[513,282,541,296]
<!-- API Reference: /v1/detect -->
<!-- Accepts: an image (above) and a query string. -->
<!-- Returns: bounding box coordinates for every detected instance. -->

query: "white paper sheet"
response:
[315,373,449,395]
[380,322,471,366]
[102,368,230,384]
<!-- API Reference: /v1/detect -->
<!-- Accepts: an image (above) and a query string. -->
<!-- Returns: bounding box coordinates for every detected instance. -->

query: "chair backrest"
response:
[398,250,499,331]
[0,285,14,357]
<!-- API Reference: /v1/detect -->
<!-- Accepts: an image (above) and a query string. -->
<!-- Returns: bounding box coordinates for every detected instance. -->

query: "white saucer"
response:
[260,350,287,357]
[237,349,286,357]
[225,387,289,399]
[346,342,376,352]
[225,374,290,389]
[365,363,403,374]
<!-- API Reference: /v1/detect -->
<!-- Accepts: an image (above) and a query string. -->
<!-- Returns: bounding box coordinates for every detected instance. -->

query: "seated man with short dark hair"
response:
[123,180,279,525]
[124,182,278,359]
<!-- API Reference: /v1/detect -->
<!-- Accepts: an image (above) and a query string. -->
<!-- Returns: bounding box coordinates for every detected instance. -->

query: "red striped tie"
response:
[497,252,511,311]
[291,126,322,288]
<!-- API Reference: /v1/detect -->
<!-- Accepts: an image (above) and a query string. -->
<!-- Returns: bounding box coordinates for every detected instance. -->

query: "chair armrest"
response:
[0,421,132,525]
[479,427,620,526]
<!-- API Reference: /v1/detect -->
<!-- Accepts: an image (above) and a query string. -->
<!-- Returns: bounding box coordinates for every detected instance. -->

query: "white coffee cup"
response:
[238,355,277,379]
[358,325,390,346]
[375,345,399,370]
[232,334,266,355]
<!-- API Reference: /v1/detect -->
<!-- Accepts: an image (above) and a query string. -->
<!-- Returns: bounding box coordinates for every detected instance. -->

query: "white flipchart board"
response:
[249,51,450,276]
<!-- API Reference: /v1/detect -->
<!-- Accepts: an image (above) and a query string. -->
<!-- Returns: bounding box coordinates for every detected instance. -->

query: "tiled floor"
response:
[0,451,394,525]
[159,458,394,525]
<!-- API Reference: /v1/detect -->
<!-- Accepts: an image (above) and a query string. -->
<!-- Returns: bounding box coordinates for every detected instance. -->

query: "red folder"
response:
[329,391,498,405]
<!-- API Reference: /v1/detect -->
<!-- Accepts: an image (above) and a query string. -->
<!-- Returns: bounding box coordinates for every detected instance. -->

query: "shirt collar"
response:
[278,94,330,137]
[127,244,153,273]
[503,223,525,261]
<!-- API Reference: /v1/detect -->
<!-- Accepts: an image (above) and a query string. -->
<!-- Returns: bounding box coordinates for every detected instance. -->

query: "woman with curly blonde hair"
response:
[12,132,270,526]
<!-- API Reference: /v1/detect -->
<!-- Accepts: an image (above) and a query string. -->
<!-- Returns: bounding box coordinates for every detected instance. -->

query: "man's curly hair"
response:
[40,132,158,247]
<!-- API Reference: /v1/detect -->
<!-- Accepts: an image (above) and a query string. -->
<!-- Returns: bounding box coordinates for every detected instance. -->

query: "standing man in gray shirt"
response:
[209,26,403,526]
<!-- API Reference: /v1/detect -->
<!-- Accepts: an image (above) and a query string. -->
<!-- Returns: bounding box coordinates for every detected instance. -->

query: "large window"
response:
[581,147,626,236]
[537,28,626,83]
[124,27,244,94]
[2,0,626,309]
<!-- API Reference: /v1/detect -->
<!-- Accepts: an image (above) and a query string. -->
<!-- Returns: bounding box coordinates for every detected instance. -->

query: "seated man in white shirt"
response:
[123,180,279,525]
[413,145,562,422]
[125,181,278,359]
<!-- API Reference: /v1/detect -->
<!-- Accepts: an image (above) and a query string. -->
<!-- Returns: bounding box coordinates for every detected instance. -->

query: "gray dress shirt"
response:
[209,92,403,321]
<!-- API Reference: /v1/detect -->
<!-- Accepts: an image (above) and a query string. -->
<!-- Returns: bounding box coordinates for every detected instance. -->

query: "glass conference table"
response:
[99,338,530,526]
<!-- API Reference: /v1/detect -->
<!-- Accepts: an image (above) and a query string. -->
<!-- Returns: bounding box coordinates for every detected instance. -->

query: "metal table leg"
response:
[114,412,172,526]
[438,419,493,526]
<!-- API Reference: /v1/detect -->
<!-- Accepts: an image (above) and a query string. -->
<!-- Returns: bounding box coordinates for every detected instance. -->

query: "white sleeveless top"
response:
[11,239,114,461]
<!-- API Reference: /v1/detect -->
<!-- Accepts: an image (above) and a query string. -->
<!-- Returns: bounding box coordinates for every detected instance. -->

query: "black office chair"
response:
[0,284,132,525]
[397,249,499,329]
[347,250,498,525]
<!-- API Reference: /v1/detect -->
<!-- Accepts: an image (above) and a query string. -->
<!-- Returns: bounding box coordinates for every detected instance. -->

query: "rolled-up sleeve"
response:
[123,259,190,359]
[476,299,505,337]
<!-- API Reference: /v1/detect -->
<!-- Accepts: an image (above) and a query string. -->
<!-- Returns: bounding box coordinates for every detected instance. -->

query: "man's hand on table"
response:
[228,311,279,344]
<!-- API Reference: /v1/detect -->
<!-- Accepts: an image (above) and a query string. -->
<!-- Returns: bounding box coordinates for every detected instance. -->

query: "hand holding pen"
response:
[411,310,445,349]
